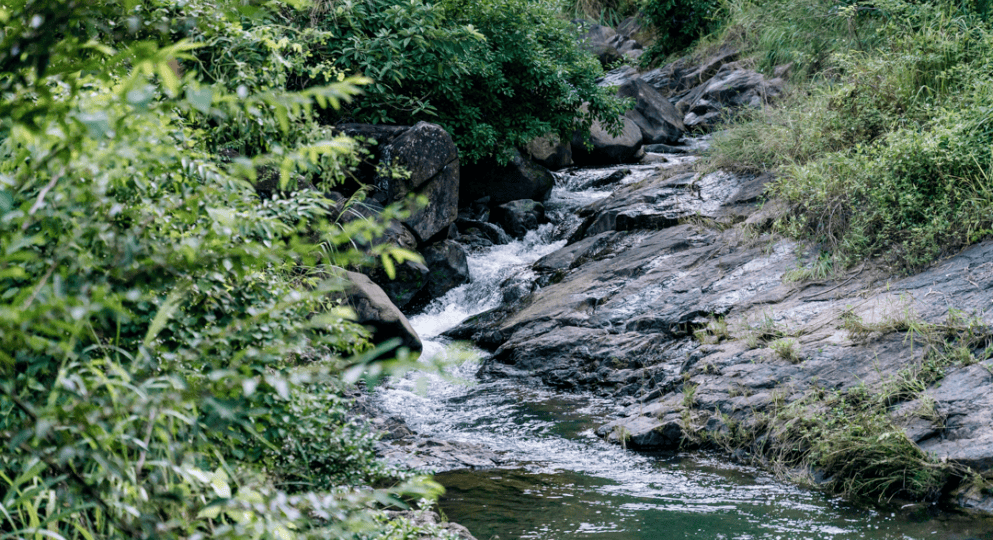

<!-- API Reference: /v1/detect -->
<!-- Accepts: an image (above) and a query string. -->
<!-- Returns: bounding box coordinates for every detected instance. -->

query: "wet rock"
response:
[597,411,684,450]
[369,259,429,310]
[493,199,546,238]
[340,122,460,242]
[341,270,422,352]
[572,109,644,165]
[641,48,740,96]
[456,218,511,246]
[568,170,749,242]
[379,437,502,472]
[617,78,686,144]
[598,65,641,88]
[420,239,470,299]
[574,169,630,191]
[577,23,623,66]
[383,511,478,540]
[460,148,555,205]
[525,133,573,170]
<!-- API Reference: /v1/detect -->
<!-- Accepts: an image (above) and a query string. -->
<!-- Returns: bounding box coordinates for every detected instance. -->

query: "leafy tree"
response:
[1,1,443,538]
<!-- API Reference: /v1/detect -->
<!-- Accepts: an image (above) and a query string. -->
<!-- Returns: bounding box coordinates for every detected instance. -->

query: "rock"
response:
[460,148,555,206]
[383,510,479,540]
[640,48,740,96]
[341,270,422,352]
[572,109,644,165]
[617,78,686,144]
[598,65,640,88]
[369,259,429,310]
[616,16,645,40]
[493,199,546,238]
[676,63,783,126]
[379,438,501,474]
[420,240,471,300]
[456,218,511,245]
[376,122,461,242]
[597,411,684,450]
[574,168,630,191]
[643,143,690,154]
[577,23,622,66]
[567,170,749,242]
[525,133,573,170]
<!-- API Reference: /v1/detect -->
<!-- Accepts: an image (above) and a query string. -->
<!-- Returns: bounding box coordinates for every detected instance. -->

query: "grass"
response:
[769,337,801,363]
[698,0,993,271]
[686,307,993,504]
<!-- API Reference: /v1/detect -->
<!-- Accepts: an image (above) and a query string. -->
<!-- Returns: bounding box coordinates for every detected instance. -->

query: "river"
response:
[373,160,992,540]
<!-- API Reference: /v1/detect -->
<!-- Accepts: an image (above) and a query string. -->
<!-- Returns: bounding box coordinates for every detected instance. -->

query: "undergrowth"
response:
[704,0,993,270]
[697,308,993,503]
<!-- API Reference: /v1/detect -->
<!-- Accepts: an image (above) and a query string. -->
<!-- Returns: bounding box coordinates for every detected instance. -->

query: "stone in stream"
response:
[340,270,422,352]
[617,78,686,144]
[525,133,573,170]
[460,148,555,206]
[492,199,546,238]
[420,239,471,299]
[452,150,993,507]
[571,107,644,165]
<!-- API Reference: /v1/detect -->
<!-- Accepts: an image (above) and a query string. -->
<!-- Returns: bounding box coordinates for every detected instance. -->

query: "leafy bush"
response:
[0,1,443,538]
[245,0,629,164]
[641,0,724,60]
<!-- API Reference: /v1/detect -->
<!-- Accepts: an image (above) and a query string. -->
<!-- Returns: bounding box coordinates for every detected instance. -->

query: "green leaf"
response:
[185,87,214,113]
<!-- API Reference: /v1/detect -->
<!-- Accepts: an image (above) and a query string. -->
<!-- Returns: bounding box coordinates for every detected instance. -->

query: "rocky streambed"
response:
[357,140,993,538]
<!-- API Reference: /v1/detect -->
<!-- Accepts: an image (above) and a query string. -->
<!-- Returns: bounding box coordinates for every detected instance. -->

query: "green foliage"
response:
[641,0,724,60]
[295,0,627,164]
[707,0,993,269]
[0,1,445,539]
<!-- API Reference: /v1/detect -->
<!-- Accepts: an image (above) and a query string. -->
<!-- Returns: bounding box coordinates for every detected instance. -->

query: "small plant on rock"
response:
[770,338,802,363]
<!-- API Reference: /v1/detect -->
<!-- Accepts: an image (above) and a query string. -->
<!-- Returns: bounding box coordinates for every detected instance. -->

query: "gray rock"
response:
[456,218,511,246]
[377,122,461,241]
[460,148,555,205]
[577,23,623,66]
[494,199,546,238]
[337,122,460,242]
[572,110,644,165]
[420,240,471,300]
[383,510,478,540]
[598,66,640,88]
[641,48,740,96]
[369,259,428,310]
[525,133,573,170]
[675,63,783,129]
[618,78,686,144]
[341,270,422,352]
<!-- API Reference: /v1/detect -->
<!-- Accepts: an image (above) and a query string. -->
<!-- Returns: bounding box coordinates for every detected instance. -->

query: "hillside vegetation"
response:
[0,0,621,538]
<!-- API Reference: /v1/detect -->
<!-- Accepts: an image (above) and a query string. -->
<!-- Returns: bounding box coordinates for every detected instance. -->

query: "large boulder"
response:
[675,63,784,130]
[341,271,422,352]
[571,110,644,165]
[640,48,740,96]
[493,199,546,238]
[460,148,555,206]
[525,134,573,170]
[577,23,622,66]
[598,66,641,89]
[617,78,685,144]
[369,259,429,310]
[376,122,460,242]
[420,240,471,299]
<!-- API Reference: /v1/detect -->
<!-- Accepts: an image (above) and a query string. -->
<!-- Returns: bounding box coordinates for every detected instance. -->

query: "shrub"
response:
[0,1,441,538]
[641,0,725,60]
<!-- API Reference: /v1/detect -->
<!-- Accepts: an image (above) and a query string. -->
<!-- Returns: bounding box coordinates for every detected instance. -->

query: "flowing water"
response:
[373,160,993,540]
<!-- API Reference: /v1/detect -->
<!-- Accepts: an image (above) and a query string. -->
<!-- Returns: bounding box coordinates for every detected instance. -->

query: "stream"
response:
[373,158,992,540]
